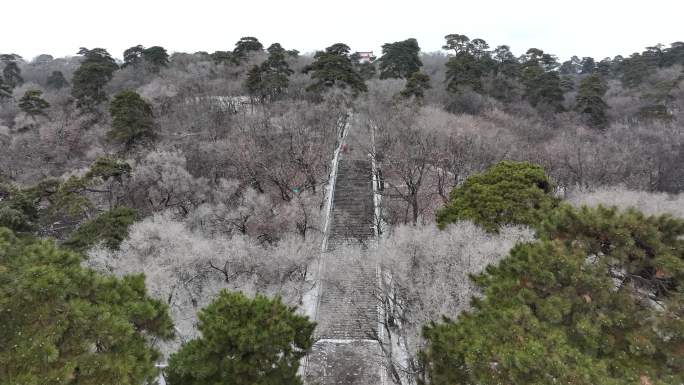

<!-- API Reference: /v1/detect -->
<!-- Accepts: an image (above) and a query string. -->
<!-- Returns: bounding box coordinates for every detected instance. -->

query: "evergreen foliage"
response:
[71,48,118,109]
[123,45,170,72]
[0,227,174,384]
[108,90,156,150]
[233,37,264,61]
[122,45,145,67]
[0,177,90,233]
[436,161,559,232]
[443,34,491,93]
[45,71,68,90]
[378,38,423,79]
[401,71,431,99]
[18,90,50,118]
[446,52,484,92]
[142,46,170,69]
[303,43,367,94]
[63,207,137,252]
[520,49,565,111]
[0,157,133,234]
[244,43,294,101]
[210,50,234,65]
[575,74,609,128]
[0,76,11,100]
[1,54,23,88]
[85,156,132,182]
[0,183,37,233]
[165,290,315,385]
[580,56,596,74]
[422,204,684,385]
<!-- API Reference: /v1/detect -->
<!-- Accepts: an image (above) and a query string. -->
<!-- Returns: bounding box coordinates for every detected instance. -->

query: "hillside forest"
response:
[1,35,683,385]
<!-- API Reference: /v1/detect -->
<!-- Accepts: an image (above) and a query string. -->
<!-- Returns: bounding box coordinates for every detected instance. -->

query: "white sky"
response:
[4,0,683,61]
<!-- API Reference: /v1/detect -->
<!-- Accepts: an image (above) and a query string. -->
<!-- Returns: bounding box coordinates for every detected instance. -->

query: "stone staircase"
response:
[326,158,375,248]
[305,124,384,385]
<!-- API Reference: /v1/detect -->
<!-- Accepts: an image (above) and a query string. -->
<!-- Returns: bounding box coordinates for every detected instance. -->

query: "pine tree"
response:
[580,56,596,74]
[0,76,12,100]
[210,50,234,65]
[107,90,156,150]
[378,38,423,79]
[443,34,496,94]
[244,65,264,100]
[71,48,118,110]
[423,204,684,385]
[436,161,559,232]
[0,227,174,384]
[124,45,170,72]
[122,45,145,67]
[575,74,609,128]
[1,54,23,88]
[233,36,264,61]
[303,43,367,94]
[400,71,431,99]
[445,51,484,92]
[142,46,170,70]
[243,43,294,102]
[62,207,137,252]
[18,89,50,118]
[46,70,68,90]
[166,290,315,385]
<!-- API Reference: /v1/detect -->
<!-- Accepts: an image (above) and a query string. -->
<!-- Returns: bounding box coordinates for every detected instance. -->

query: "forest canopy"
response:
[0,32,682,385]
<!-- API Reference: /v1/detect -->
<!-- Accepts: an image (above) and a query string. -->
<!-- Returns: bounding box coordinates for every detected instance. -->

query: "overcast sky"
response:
[5,0,683,61]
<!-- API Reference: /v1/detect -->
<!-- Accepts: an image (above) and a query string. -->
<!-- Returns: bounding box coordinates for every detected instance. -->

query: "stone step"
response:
[305,340,382,385]
[306,136,382,385]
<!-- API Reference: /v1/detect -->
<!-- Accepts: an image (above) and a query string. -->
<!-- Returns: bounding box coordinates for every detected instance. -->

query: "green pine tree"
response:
[0,76,13,100]
[445,51,484,92]
[436,161,559,232]
[303,43,367,94]
[45,71,68,90]
[233,37,264,61]
[400,71,431,99]
[107,90,156,150]
[62,207,137,252]
[0,227,174,384]
[18,89,50,119]
[575,74,609,128]
[1,54,23,88]
[423,204,684,385]
[244,43,294,101]
[166,290,315,385]
[142,46,170,70]
[71,48,118,110]
[378,38,423,79]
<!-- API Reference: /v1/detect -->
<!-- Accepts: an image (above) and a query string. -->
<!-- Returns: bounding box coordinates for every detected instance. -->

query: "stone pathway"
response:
[305,118,384,385]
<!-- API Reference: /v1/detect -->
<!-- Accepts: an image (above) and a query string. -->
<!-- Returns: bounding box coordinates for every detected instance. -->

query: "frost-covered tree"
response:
[129,150,208,215]
[363,222,533,384]
[88,213,318,354]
